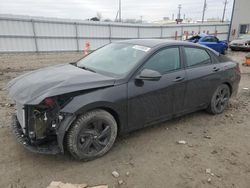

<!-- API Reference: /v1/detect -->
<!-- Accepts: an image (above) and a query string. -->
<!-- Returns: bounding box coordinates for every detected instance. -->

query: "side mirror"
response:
[136,69,162,81]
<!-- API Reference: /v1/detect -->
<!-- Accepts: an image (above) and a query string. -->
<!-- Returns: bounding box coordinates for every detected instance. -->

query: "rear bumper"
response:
[11,114,61,155]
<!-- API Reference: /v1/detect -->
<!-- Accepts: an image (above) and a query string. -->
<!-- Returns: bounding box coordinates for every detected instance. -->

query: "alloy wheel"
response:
[77,120,111,155]
[214,87,230,112]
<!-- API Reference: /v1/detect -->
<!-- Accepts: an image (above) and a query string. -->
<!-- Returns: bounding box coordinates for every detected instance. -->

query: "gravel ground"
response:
[0,50,250,188]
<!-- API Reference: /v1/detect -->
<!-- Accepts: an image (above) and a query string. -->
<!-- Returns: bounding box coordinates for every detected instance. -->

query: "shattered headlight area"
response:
[12,95,73,154]
[27,99,61,142]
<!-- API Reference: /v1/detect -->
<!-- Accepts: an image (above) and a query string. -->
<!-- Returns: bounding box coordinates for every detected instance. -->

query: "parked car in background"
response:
[8,39,240,160]
[186,34,228,54]
[229,34,250,51]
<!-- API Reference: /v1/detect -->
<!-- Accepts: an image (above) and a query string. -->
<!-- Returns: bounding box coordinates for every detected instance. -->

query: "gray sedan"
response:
[8,39,241,160]
[229,34,250,51]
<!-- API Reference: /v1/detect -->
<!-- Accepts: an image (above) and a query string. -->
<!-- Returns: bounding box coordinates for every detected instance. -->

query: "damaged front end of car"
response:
[12,95,75,154]
[7,63,116,155]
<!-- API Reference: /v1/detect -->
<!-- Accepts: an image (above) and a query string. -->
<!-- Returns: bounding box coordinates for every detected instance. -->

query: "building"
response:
[229,0,250,40]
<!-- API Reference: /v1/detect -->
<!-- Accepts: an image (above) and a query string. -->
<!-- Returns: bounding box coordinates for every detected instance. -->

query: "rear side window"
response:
[184,47,211,67]
[143,47,180,74]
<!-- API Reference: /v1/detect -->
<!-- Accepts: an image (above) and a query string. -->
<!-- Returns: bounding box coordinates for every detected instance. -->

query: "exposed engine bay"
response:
[17,95,72,146]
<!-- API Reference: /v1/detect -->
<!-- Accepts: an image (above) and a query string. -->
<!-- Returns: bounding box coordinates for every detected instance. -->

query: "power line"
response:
[222,0,228,22]
[201,0,207,23]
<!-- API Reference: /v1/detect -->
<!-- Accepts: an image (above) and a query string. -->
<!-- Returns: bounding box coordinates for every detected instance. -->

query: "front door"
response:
[127,47,186,131]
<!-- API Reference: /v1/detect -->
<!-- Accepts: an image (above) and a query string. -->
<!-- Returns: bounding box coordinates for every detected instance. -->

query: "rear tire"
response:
[66,109,117,160]
[207,84,230,114]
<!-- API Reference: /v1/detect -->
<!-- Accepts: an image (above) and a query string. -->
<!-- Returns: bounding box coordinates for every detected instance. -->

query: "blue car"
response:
[187,34,228,54]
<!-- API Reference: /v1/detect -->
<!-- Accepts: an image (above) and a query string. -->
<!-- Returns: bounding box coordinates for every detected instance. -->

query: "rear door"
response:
[127,47,186,131]
[182,46,221,110]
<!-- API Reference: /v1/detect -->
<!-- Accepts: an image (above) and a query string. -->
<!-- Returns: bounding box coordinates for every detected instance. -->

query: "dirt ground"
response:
[0,50,250,188]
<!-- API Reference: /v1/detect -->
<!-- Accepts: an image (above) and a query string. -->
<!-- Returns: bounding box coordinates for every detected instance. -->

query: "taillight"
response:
[44,97,56,108]
[235,63,241,73]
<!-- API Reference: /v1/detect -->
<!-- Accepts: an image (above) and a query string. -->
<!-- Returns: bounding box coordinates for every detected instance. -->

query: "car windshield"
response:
[239,34,250,39]
[77,43,150,77]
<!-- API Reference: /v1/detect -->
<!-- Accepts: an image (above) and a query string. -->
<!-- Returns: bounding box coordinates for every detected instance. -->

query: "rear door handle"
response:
[213,67,220,72]
[173,77,184,82]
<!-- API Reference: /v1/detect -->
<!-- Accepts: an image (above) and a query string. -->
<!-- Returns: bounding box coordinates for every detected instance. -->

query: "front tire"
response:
[66,109,118,160]
[207,84,230,114]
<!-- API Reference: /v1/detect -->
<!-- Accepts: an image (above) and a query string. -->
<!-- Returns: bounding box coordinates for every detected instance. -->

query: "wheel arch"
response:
[97,107,121,134]
[222,82,232,96]
[58,102,123,153]
[74,102,121,131]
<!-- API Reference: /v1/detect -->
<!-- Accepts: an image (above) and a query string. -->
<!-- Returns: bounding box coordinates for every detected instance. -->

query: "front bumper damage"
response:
[10,93,77,155]
[11,111,76,155]
[12,114,61,154]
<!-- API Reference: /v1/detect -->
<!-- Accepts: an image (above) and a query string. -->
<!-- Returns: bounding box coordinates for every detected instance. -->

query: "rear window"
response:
[188,36,201,41]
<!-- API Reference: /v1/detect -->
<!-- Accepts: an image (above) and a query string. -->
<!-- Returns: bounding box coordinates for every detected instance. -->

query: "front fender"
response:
[57,84,128,152]
[60,84,127,116]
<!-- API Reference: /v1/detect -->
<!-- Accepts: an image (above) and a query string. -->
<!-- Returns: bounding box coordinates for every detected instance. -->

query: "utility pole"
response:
[119,0,122,22]
[176,4,182,24]
[202,0,207,23]
[177,4,182,20]
[222,0,228,22]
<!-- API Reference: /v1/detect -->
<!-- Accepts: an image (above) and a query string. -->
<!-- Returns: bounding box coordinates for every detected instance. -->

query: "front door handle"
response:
[213,67,220,72]
[173,77,184,82]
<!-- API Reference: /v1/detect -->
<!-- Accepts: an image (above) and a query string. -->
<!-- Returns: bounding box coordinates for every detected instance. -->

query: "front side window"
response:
[202,36,218,42]
[184,47,211,67]
[212,37,219,42]
[142,47,180,74]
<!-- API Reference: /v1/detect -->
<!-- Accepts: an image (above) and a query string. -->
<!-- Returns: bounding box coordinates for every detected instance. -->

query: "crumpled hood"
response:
[7,63,116,105]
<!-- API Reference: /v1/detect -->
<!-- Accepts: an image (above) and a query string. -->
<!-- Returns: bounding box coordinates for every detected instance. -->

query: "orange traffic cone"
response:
[84,42,90,56]
[243,54,250,66]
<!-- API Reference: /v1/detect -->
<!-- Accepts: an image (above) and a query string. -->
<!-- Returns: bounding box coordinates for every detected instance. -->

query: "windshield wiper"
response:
[80,66,96,73]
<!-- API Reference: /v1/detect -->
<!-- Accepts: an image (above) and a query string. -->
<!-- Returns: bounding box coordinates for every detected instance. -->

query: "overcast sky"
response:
[0,0,234,21]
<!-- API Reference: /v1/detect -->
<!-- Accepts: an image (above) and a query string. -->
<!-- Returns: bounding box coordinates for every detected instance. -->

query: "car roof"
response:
[198,33,218,38]
[117,39,219,56]
[118,39,199,48]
